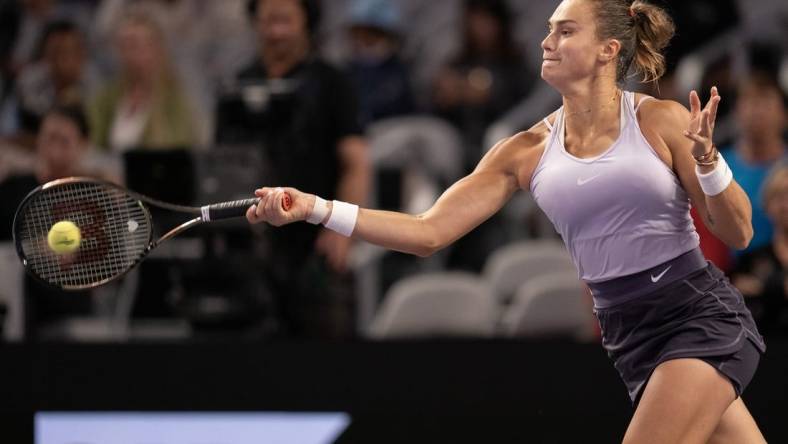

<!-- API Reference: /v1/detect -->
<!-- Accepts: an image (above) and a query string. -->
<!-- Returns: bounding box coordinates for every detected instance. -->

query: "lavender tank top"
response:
[530,91,699,283]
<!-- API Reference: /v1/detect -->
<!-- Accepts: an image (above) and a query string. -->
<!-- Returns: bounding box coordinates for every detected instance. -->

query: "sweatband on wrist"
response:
[324,200,359,237]
[695,153,733,196]
[306,195,329,224]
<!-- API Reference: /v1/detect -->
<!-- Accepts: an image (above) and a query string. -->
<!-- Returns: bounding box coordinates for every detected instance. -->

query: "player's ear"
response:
[599,38,621,63]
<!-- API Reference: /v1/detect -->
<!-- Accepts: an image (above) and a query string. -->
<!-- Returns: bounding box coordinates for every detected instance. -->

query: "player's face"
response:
[256,0,309,61]
[541,0,608,88]
[36,114,86,177]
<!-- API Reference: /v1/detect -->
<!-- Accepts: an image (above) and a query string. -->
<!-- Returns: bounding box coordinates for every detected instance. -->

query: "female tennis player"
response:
[247,0,766,441]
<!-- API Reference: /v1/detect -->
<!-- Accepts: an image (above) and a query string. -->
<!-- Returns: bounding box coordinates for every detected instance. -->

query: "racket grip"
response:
[203,193,292,221]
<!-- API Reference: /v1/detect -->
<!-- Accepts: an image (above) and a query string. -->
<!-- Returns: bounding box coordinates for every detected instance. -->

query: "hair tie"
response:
[629,7,636,18]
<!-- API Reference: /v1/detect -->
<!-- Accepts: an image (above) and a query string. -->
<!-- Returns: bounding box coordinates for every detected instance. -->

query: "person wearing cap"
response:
[346,0,414,127]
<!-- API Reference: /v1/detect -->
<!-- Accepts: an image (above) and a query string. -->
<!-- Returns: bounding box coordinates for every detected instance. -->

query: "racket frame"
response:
[13,176,261,291]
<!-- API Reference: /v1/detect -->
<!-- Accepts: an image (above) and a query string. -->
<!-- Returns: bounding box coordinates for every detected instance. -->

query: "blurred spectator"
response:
[93,0,257,148]
[87,9,197,152]
[721,71,788,254]
[0,0,92,102]
[0,105,99,339]
[431,0,533,170]
[1,21,97,148]
[345,0,413,127]
[217,0,369,339]
[731,163,788,335]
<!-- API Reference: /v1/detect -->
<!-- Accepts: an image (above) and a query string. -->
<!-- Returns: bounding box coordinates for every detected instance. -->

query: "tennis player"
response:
[247,0,767,442]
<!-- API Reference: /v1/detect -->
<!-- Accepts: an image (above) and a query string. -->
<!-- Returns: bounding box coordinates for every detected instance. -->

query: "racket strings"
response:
[18,181,151,289]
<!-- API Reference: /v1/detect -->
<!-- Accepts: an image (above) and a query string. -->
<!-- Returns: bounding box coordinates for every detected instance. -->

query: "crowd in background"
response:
[0,0,785,341]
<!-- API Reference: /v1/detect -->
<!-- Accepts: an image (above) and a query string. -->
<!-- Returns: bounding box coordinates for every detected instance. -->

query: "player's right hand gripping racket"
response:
[12,176,291,291]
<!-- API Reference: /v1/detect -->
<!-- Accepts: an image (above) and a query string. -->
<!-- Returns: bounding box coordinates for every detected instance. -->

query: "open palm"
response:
[684,86,721,158]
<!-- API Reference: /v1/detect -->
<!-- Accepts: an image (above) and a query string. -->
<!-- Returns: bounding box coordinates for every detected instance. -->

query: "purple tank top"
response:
[530,91,699,283]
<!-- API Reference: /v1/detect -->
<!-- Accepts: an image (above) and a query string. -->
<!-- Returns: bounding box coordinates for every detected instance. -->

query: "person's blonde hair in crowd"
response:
[88,7,197,151]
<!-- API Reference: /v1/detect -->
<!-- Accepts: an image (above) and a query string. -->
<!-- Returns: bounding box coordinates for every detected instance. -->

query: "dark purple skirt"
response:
[592,256,766,404]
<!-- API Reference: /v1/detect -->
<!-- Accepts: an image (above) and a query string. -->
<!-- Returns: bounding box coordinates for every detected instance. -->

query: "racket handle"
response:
[203,193,292,221]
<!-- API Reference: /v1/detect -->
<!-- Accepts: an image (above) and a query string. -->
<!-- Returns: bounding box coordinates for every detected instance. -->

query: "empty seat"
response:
[367,271,498,339]
[482,239,576,304]
[500,272,595,341]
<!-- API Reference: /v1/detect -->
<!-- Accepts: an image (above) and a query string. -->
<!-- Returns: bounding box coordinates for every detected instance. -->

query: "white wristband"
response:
[695,153,733,196]
[324,200,359,237]
[306,195,329,224]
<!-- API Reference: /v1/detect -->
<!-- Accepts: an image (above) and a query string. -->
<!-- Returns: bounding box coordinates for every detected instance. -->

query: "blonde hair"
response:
[589,0,675,84]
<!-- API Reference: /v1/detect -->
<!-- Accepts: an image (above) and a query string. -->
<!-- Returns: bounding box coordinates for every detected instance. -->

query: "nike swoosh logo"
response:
[577,175,602,186]
[651,265,672,283]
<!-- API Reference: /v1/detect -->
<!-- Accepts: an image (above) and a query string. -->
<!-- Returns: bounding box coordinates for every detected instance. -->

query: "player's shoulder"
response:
[634,94,689,129]
[478,113,555,188]
[493,112,555,156]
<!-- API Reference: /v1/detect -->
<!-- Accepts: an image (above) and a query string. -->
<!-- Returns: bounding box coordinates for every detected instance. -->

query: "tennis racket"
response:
[12,176,291,291]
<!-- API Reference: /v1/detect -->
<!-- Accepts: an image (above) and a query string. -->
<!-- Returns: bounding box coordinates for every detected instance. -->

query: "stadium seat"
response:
[482,239,576,304]
[367,271,498,339]
[499,271,595,341]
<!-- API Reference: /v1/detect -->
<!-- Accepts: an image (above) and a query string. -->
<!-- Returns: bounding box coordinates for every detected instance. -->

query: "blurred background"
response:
[0,0,786,442]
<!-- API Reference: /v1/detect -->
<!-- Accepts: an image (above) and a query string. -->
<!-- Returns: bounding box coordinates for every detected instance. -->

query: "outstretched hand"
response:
[246,186,312,226]
[683,86,721,158]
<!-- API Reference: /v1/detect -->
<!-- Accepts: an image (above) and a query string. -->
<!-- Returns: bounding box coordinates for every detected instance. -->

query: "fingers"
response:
[682,130,706,144]
[254,187,274,198]
[700,108,712,136]
[707,86,720,129]
[245,187,276,224]
[247,186,299,226]
[689,90,700,117]
[246,203,261,224]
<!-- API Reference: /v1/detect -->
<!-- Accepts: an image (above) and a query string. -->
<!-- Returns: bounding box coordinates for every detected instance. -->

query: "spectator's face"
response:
[766,173,788,231]
[256,0,309,61]
[116,22,161,78]
[541,0,605,88]
[44,31,85,86]
[349,26,396,63]
[466,9,502,55]
[36,114,87,178]
[736,85,786,138]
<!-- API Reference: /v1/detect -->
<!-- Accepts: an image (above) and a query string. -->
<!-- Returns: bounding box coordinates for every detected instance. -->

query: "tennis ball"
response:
[47,220,81,254]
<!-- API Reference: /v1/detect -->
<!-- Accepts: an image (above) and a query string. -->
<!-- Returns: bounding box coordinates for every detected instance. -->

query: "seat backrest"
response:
[500,272,595,340]
[367,116,464,183]
[367,271,498,339]
[482,240,575,304]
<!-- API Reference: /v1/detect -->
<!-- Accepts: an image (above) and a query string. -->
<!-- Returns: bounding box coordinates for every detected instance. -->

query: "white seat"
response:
[500,272,596,341]
[368,115,464,184]
[367,271,498,339]
[482,239,576,304]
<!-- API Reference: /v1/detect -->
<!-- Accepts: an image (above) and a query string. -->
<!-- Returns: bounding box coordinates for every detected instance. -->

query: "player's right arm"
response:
[247,122,549,257]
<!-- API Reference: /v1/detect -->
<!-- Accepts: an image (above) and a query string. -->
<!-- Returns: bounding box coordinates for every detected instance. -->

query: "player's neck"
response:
[563,79,620,114]
[563,87,622,137]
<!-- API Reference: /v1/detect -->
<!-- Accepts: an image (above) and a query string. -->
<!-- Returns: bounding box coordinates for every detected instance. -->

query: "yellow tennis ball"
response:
[47,220,82,254]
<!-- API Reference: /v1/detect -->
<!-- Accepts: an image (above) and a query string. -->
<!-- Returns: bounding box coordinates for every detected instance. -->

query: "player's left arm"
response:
[642,88,753,249]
